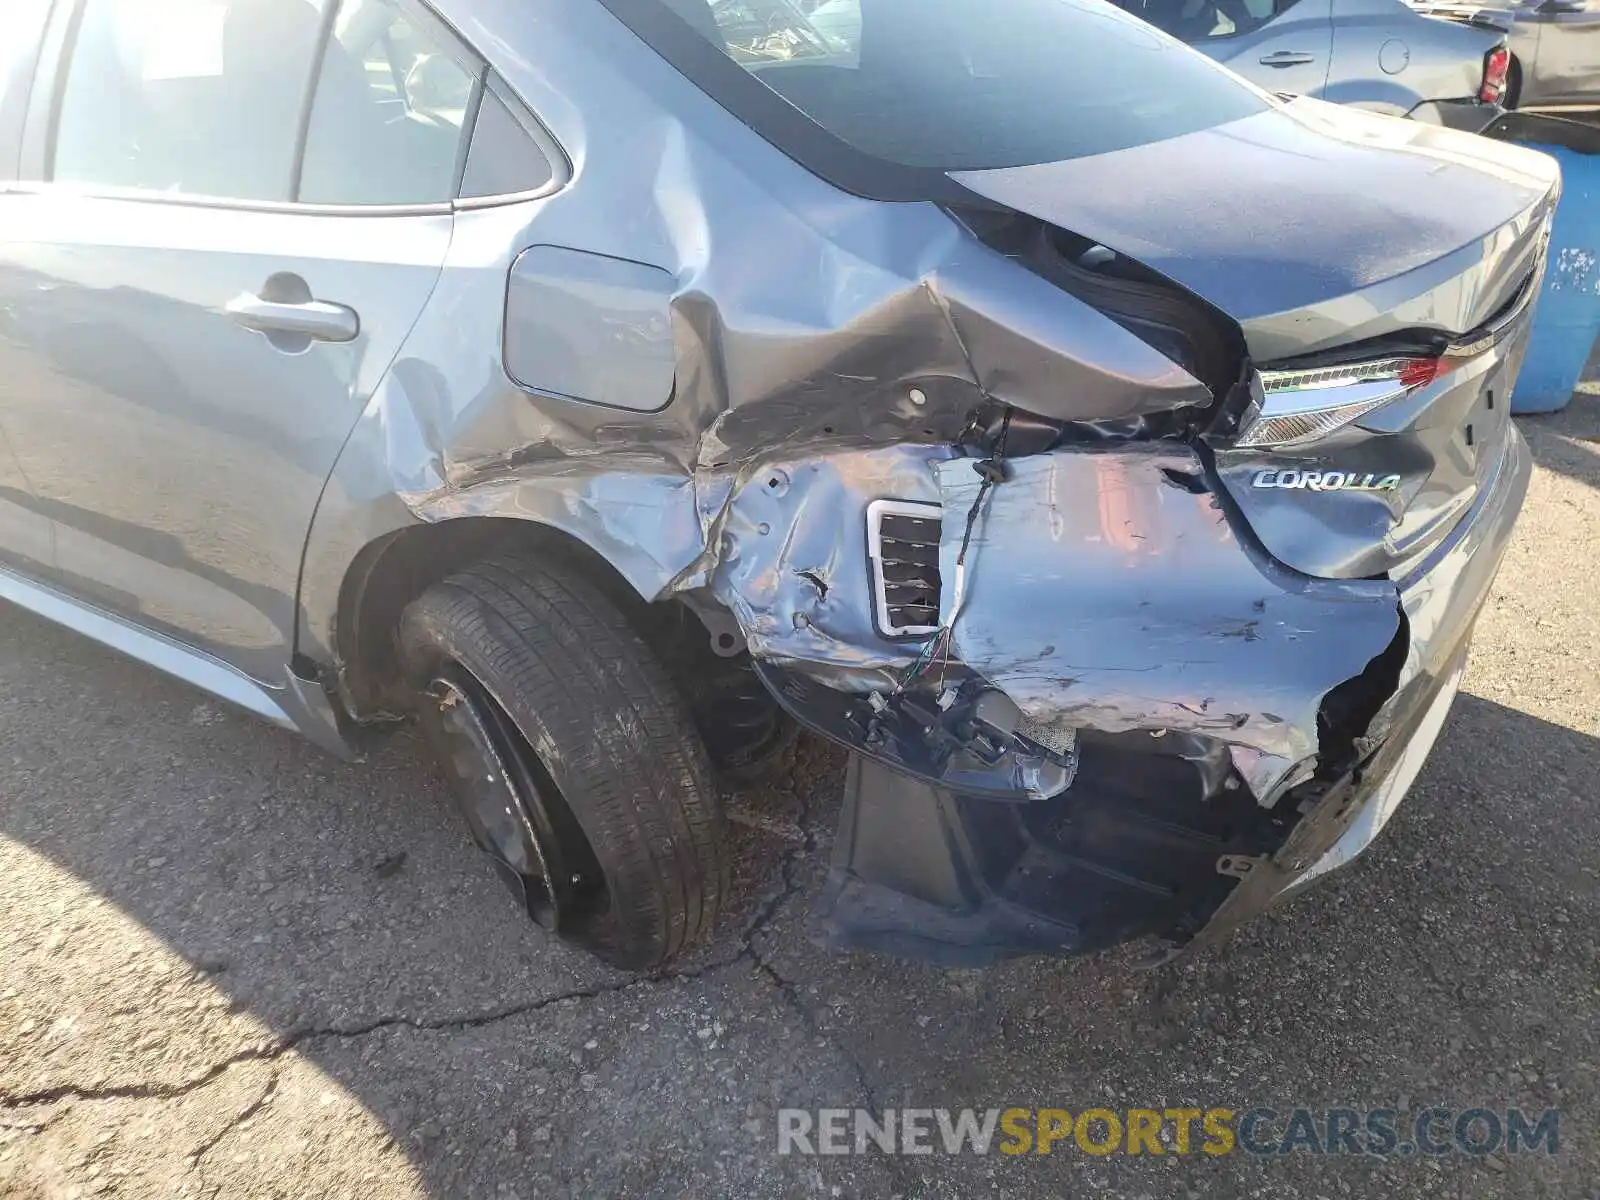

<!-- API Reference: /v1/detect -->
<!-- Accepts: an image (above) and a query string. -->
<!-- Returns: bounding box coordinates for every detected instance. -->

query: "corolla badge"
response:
[1251,469,1402,492]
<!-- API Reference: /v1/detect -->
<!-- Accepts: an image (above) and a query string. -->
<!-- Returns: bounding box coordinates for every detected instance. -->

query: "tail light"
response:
[1398,357,1442,390]
[1238,358,1438,449]
[1480,46,1510,105]
[1237,267,1540,450]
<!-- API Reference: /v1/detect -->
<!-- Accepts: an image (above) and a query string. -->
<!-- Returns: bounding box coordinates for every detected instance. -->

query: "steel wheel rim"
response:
[423,666,601,932]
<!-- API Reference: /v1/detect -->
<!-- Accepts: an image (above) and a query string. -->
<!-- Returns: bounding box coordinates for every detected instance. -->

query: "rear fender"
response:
[297,151,1213,687]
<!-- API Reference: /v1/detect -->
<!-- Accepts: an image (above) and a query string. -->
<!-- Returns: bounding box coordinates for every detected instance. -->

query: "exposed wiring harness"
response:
[897,407,1013,691]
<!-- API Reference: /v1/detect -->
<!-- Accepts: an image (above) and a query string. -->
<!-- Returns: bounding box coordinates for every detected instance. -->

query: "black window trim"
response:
[26,0,570,215]
[450,66,490,199]
[453,69,573,210]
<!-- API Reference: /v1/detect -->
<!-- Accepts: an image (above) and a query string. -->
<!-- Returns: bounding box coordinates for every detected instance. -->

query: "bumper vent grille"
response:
[866,499,942,638]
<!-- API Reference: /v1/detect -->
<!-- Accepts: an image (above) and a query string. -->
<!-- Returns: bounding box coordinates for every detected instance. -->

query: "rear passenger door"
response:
[0,0,477,683]
[1126,0,1333,97]
[0,0,59,582]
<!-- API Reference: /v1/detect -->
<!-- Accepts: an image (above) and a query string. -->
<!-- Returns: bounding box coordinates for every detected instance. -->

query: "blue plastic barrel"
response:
[1484,114,1600,414]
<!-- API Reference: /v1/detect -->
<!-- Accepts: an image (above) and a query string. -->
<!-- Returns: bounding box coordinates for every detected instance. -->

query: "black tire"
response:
[397,553,727,970]
[632,601,800,785]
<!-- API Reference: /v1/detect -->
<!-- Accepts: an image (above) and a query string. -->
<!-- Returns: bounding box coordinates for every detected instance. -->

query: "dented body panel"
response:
[951,97,1559,360]
[296,0,1214,668]
[815,421,1529,964]
[936,445,1402,800]
[0,0,1554,962]
[291,0,1555,958]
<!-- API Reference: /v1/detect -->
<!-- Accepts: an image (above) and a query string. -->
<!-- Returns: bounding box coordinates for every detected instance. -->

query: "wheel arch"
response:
[308,509,676,721]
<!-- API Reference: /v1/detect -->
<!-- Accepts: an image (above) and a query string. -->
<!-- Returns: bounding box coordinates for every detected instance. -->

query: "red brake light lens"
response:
[1481,47,1511,104]
[1399,357,1442,390]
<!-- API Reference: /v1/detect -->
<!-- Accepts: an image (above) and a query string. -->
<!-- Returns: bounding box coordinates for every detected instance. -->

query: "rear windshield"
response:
[601,0,1267,184]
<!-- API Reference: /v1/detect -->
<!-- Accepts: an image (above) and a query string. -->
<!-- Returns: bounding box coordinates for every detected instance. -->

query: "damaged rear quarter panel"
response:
[700,442,955,684]
[294,0,1405,810]
[295,0,1212,677]
[937,445,1403,798]
[273,0,1451,970]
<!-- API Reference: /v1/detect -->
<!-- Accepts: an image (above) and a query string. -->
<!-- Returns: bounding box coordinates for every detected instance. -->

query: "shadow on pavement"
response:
[0,587,1595,1194]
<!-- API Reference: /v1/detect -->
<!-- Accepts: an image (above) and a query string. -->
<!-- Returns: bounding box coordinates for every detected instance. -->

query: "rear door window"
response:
[298,0,479,205]
[49,0,558,207]
[52,0,327,201]
[458,83,559,199]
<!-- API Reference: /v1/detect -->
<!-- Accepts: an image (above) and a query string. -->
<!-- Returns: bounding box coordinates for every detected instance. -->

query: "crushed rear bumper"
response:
[1202,420,1532,936]
[784,427,1530,965]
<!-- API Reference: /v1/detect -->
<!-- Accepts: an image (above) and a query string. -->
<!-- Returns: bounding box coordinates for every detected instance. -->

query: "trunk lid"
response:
[950,96,1559,578]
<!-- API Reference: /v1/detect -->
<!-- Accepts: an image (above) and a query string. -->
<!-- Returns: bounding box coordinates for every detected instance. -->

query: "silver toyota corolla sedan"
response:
[0,0,1558,970]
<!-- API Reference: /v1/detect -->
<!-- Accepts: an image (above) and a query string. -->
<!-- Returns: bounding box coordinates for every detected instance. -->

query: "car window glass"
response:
[711,0,842,59]
[1,2,53,85]
[52,0,326,200]
[624,0,1268,172]
[459,86,556,199]
[297,0,478,205]
[803,0,864,52]
[1116,0,1286,40]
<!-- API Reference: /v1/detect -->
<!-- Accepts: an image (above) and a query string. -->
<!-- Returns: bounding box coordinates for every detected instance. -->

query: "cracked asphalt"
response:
[1,379,1597,1199]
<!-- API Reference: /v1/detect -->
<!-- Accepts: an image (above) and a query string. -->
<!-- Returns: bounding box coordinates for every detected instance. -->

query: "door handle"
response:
[1259,50,1316,66]
[225,292,359,343]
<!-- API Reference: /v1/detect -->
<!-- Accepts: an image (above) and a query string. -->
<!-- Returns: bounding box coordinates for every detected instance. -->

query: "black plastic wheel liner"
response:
[816,730,1297,967]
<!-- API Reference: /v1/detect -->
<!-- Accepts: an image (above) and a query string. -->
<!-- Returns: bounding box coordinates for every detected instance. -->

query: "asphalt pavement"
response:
[1,381,1596,1199]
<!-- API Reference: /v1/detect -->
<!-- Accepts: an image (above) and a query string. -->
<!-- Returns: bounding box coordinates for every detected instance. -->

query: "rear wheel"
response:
[398,554,727,970]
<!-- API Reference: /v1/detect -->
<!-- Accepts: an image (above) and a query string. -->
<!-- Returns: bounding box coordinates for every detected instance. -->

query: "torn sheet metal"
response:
[299,0,1473,816]
[1361,426,1531,755]
[755,660,1080,801]
[298,0,1214,668]
[935,444,1403,800]
[699,442,952,682]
